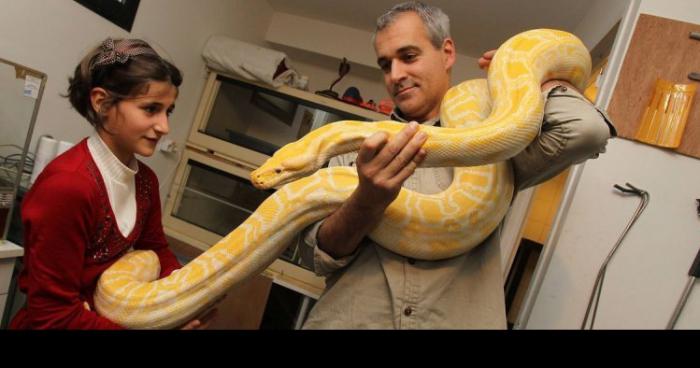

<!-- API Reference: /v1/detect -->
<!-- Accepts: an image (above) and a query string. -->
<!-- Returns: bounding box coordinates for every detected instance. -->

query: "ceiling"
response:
[266,0,594,58]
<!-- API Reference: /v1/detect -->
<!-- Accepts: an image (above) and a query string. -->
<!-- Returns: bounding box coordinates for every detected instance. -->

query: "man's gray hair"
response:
[374,1,451,49]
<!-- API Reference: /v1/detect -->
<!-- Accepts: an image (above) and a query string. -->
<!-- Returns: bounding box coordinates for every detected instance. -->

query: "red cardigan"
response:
[10,139,181,329]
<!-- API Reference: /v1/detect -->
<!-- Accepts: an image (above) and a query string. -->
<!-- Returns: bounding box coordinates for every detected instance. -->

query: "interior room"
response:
[0,0,698,330]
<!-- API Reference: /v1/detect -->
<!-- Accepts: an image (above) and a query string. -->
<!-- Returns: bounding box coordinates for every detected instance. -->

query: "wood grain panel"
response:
[608,14,700,157]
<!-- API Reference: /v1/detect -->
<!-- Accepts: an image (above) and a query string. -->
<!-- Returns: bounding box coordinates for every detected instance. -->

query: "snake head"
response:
[251,153,318,189]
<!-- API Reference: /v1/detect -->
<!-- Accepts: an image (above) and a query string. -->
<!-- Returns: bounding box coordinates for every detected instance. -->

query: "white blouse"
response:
[87,133,138,237]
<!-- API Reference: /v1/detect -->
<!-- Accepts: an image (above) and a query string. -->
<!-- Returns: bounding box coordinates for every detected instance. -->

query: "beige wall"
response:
[0,0,275,199]
[573,0,631,49]
[0,1,485,203]
[265,12,485,106]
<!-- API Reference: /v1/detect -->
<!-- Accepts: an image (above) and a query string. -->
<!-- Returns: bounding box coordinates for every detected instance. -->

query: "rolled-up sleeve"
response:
[299,153,361,277]
[512,85,617,191]
[300,219,361,277]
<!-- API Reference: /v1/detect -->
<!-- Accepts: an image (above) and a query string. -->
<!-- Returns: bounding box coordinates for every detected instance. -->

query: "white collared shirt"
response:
[87,133,138,237]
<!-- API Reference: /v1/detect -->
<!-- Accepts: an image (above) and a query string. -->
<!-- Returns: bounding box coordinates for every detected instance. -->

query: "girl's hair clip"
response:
[90,38,158,71]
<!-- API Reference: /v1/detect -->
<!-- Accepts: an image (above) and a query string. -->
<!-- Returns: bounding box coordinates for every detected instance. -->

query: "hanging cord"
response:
[665,200,700,329]
[666,249,700,329]
[581,182,650,330]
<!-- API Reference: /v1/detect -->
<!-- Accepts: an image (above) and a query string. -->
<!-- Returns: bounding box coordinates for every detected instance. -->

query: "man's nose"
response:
[389,60,408,84]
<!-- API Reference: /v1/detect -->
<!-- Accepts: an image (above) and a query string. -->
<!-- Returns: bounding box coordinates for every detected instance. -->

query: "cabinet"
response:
[0,242,23,324]
[163,70,387,328]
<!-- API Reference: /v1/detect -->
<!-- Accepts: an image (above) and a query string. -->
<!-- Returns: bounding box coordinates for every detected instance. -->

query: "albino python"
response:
[94,29,591,328]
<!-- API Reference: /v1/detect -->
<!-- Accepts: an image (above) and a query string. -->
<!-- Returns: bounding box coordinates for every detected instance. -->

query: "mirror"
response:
[0,58,47,241]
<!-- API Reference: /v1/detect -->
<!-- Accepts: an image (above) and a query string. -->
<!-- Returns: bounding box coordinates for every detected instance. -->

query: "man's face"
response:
[374,12,455,122]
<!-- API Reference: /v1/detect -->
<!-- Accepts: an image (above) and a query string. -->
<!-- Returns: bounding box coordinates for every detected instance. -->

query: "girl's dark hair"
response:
[66,38,182,129]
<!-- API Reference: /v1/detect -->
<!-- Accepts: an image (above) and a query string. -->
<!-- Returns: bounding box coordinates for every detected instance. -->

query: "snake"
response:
[93,29,591,329]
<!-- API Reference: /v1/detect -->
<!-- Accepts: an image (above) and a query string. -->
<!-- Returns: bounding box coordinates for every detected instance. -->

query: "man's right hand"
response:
[354,121,428,210]
[315,121,428,259]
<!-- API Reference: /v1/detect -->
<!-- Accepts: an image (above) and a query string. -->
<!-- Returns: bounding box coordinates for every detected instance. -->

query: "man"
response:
[299,1,616,329]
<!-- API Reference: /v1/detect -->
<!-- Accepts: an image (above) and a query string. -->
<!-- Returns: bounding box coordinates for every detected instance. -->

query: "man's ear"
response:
[89,87,109,115]
[442,38,456,71]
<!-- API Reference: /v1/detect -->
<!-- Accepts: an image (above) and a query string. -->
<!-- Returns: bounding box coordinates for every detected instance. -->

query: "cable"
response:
[581,182,650,330]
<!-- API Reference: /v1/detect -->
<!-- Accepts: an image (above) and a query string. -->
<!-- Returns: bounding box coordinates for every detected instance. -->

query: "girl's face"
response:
[92,81,177,164]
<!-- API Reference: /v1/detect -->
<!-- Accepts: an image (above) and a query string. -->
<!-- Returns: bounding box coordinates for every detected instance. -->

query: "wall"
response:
[524,0,700,329]
[0,66,36,156]
[265,12,484,107]
[573,0,631,49]
[0,0,275,200]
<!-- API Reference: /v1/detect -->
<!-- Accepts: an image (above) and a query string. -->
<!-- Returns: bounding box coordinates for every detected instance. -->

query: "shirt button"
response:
[404,306,413,316]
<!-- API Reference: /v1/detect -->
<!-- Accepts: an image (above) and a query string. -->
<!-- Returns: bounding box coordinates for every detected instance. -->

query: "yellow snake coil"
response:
[94,29,590,328]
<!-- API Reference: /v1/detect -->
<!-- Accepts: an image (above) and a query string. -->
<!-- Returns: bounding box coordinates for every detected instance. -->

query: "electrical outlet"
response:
[157,138,178,153]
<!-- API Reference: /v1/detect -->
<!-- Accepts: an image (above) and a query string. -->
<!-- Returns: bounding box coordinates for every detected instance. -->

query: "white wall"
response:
[0,0,485,203]
[266,13,379,70]
[525,0,700,329]
[573,0,631,49]
[0,0,275,200]
[639,0,700,23]
[265,12,484,108]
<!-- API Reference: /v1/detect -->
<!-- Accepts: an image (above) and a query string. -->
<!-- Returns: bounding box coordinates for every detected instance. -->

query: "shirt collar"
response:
[390,108,441,127]
[87,132,138,183]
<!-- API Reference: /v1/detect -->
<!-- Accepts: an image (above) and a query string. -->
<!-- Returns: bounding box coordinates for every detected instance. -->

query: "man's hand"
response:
[478,49,497,70]
[354,121,428,209]
[315,121,428,259]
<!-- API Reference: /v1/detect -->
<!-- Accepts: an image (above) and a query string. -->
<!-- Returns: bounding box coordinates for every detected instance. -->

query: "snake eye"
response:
[275,168,282,174]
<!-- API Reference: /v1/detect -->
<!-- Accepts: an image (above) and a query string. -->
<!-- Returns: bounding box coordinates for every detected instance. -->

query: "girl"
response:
[10,38,212,329]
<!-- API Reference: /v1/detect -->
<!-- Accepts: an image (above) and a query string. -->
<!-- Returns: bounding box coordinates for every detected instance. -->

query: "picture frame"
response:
[74,0,141,32]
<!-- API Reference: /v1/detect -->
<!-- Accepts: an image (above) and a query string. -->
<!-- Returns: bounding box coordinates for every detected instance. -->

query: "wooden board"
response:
[607,14,700,158]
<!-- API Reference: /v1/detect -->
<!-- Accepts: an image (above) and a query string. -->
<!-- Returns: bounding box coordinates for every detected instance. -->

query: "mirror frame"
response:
[0,58,47,241]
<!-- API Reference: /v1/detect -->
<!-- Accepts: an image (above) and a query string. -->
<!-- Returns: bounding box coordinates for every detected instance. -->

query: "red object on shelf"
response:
[341,95,363,105]
[378,98,394,115]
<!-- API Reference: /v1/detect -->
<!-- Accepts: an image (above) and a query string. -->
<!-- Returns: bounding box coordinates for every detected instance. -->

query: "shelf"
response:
[213,70,389,121]
[163,148,325,300]
[187,70,389,167]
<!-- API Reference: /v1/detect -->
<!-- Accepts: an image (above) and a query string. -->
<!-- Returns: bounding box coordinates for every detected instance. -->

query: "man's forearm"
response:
[317,190,386,259]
